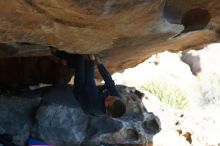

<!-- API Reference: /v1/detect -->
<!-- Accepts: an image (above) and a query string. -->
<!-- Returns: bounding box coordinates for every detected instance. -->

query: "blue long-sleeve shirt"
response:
[81,64,121,116]
[97,64,121,98]
[53,50,121,116]
[86,64,121,116]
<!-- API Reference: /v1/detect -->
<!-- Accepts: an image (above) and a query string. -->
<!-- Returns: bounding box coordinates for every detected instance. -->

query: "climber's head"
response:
[105,96,126,118]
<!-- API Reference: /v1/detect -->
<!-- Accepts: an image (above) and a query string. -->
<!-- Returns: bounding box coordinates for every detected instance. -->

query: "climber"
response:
[50,46,126,118]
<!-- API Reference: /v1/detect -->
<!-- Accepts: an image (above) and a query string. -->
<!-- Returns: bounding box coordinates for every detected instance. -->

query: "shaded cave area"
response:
[0,43,74,92]
[0,56,74,92]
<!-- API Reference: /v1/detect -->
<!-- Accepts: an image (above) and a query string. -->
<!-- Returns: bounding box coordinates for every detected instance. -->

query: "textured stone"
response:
[0,85,160,146]
[85,85,160,145]
[35,105,89,145]
[33,85,160,146]
[0,0,219,73]
[0,95,41,146]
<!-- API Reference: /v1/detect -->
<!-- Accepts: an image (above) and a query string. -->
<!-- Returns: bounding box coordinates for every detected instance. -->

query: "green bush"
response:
[141,81,189,110]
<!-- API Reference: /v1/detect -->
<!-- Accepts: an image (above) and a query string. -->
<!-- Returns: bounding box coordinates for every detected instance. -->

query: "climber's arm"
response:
[94,56,120,97]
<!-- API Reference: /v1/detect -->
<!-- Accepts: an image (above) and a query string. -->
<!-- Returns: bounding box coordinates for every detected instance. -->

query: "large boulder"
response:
[0,95,41,146]
[0,0,219,73]
[0,85,160,146]
[34,85,160,145]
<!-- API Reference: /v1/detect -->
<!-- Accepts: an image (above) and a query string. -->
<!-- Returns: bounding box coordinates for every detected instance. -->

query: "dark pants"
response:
[73,55,99,107]
[54,51,120,115]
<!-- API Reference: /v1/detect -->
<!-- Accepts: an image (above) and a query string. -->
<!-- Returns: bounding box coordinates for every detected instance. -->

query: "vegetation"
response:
[141,81,189,110]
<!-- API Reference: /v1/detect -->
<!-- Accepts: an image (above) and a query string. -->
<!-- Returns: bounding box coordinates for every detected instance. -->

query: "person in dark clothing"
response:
[50,46,126,118]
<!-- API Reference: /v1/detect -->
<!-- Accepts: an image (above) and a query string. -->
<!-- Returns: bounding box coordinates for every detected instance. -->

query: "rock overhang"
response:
[0,0,220,74]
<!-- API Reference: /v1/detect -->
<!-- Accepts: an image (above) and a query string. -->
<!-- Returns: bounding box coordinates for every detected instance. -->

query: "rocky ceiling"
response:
[0,0,220,73]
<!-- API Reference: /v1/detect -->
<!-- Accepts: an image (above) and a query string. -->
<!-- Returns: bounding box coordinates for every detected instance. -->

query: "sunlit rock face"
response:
[0,0,220,73]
